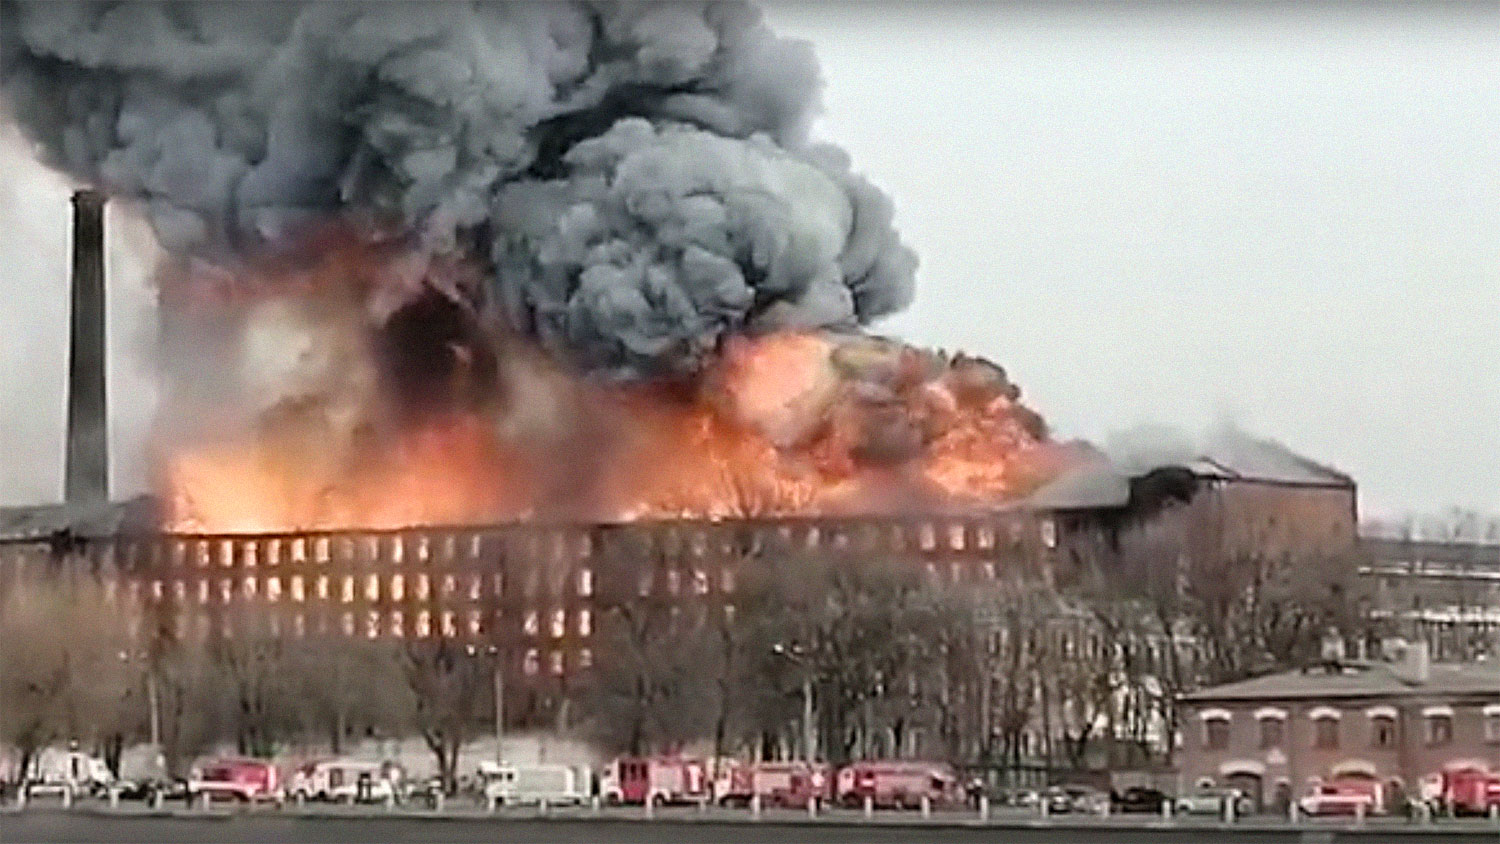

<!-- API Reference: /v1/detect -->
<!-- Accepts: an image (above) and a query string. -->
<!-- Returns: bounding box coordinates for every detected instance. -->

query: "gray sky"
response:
[2,3,1497,520]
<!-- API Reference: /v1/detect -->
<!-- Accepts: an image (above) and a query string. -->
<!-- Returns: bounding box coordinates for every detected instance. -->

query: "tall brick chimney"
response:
[65,189,108,505]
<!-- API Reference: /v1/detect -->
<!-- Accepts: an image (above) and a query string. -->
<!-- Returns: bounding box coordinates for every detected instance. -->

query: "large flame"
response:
[154,240,1064,533]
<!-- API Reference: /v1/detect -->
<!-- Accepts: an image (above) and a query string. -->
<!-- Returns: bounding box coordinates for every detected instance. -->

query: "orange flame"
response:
[154,241,1064,533]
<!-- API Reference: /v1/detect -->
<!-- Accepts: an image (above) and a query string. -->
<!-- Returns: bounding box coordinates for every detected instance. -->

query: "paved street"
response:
[6,805,1500,844]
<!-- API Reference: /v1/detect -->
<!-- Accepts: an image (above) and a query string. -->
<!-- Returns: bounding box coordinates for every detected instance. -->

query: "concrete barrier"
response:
[979,794,990,822]
[807,795,817,819]
[920,795,931,819]
[863,794,873,819]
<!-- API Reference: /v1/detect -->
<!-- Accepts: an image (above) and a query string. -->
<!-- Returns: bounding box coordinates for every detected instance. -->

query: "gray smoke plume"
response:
[1,1,916,376]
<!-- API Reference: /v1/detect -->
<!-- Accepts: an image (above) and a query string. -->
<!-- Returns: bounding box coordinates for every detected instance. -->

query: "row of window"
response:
[1201,705,1500,751]
[37,516,1046,575]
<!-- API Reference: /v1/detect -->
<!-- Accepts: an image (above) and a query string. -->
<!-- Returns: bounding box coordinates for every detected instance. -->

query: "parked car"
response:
[117,777,190,803]
[478,761,591,807]
[836,761,959,810]
[1114,786,1168,813]
[1300,778,1383,817]
[1175,787,1250,817]
[1040,786,1075,814]
[289,759,402,804]
[187,758,284,806]
[1061,784,1111,814]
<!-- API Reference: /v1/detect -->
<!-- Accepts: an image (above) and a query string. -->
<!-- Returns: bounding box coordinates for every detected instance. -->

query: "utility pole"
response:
[492,646,504,763]
[802,674,815,763]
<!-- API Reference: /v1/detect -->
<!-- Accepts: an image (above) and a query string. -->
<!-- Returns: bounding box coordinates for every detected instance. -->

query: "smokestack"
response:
[65,189,108,506]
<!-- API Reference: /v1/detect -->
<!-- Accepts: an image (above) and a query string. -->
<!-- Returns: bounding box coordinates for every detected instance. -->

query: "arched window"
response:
[1255,708,1287,749]
[1200,709,1231,750]
[1310,707,1341,750]
[1366,706,1397,749]
[1423,706,1453,746]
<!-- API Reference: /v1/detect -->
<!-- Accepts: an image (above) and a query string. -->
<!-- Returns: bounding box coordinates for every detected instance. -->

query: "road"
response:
[5,807,1500,844]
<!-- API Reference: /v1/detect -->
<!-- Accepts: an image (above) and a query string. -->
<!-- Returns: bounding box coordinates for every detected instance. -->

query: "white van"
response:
[27,748,113,798]
[290,759,402,803]
[478,761,591,807]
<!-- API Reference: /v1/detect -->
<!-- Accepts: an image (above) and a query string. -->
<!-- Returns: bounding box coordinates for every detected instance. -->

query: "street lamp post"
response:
[772,643,815,763]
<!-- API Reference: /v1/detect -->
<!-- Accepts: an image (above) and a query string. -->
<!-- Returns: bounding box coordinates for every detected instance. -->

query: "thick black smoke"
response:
[1,1,916,376]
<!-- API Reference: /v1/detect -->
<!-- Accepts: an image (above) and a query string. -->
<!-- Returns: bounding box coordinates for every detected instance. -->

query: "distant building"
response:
[1360,537,1500,661]
[1179,645,1500,813]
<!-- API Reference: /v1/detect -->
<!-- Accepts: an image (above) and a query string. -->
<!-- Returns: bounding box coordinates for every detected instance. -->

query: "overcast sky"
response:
[2,3,1497,520]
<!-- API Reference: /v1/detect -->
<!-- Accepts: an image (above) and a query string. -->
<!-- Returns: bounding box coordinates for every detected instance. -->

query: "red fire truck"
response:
[713,761,832,807]
[1424,765,1500,816]
[601,756,709,806]
[835,760,959,810]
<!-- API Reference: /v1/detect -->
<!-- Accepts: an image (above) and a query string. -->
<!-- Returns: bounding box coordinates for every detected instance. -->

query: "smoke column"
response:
[0,1,917,377]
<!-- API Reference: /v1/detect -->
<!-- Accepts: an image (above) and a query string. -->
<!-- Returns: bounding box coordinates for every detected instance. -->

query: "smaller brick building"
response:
[1179,646,1500,813]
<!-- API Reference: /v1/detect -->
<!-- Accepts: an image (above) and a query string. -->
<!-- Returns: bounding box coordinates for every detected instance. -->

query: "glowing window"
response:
[390,610,404,638]
[290,575,305,603]
[442,535,456,562]
[550,608,566,638]
[416,574,431,601]
[722,568,736,593]
[577,568,593,597]
[977,526,996,550]
[578,609,592,637]
[316,575,330,601]
[523,649,540,676]
[196,541,210,568]
[467,609,482,637]
[365,536,379,561]
[341,612,355,637]
[219,578,233,604]
[469,534,482,559]
[550,651,564,675]
[442,574,457,598]
[983,563,996,580]
[242,577,257,599]
[468,574,481,601]
[524,610,539,636]
[948,524,966,550]
[417,535,430,562]
[220,540,235,567]
[314,537,329,564]
[440,610,455,638]
[391,537,404,565]
[576,534,593,559]
[667,570,680,595]
[366,611,379,639]
[365,574,380,602]
[267,539,281,566]
[291,538,307,563]
[293,613,305,637]
[243,543,258,569]
[267,577,281,603]
[693,569,709,595]
[173,581,186,602]
[805,527,820,549]
[416,610,431,638]
[919,524,936,551]
[578,648,593,669]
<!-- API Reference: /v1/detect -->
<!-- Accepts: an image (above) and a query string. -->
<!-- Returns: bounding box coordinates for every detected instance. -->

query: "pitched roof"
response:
[1182,661,1500,703]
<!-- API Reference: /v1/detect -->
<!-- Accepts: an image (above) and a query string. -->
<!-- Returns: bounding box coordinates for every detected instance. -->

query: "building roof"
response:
[1182,661,1500,704]
[1027,431,1352,512]
[0,496,157,542]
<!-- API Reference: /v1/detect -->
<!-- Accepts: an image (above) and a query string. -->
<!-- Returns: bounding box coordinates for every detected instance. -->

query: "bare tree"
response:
[0,573,134,783]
